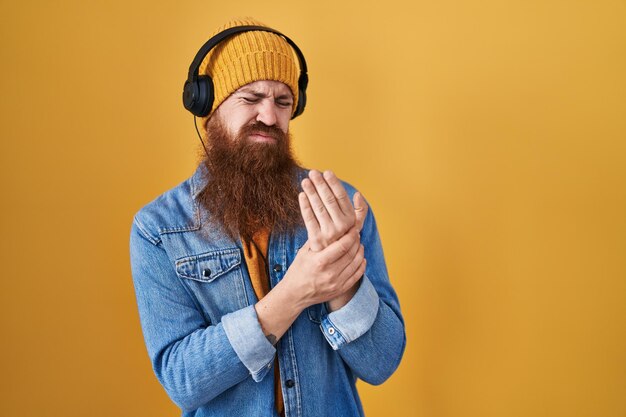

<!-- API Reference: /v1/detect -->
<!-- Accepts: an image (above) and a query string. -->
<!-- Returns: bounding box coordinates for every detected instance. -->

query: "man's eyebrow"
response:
[237,88,293,100]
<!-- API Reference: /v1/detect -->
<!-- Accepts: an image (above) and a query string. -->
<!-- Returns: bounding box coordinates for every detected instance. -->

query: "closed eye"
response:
[241,96,259,104]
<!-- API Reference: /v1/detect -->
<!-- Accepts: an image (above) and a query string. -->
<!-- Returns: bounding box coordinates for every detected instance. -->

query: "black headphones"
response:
[182,25,309,119]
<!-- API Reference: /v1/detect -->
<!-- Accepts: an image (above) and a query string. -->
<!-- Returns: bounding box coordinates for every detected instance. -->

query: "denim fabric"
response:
[129,163,406,416]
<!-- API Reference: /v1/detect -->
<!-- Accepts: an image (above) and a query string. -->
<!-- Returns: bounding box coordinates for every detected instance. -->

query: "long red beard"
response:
[197,116,303,240]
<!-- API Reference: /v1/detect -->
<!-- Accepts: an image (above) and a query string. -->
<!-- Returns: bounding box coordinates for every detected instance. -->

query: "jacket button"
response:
[285,379,295,388]
[202,268,211,278]
[273,264,282,273]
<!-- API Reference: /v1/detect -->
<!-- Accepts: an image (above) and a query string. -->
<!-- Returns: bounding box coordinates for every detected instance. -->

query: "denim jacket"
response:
[129,163,406,417]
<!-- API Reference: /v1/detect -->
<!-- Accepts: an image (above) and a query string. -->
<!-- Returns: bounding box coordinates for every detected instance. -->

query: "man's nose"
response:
[255,99,278,126]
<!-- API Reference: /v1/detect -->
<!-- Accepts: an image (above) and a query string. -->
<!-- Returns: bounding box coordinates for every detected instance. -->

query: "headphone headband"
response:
[183,25,308,119]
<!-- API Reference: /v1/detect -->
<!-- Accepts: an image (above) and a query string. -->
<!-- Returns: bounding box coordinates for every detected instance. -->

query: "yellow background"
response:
[1,0,625,416]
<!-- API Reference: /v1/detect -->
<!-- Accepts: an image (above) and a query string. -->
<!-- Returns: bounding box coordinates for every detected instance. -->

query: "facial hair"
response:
[196,116,303,241]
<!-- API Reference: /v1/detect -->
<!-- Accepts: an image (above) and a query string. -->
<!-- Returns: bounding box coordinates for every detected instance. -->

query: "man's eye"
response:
[242,97,258,103]
[277,101,292,108]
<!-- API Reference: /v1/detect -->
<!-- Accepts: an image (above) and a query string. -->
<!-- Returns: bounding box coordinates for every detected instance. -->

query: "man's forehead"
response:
[237,80,293,97]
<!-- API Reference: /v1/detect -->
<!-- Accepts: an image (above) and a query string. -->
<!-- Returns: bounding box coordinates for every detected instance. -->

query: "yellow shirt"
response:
[241,228,284,417]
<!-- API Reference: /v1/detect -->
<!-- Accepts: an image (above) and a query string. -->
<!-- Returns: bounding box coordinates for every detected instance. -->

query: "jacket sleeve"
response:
[318,202,406,385]
[129,218,276,411]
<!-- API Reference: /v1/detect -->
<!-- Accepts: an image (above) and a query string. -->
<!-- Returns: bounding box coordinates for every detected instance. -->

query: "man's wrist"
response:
[326,282,360,312]
[254,276,308,344]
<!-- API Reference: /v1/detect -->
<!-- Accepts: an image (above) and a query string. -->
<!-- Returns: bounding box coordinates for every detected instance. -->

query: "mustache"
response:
[238,122,287,141]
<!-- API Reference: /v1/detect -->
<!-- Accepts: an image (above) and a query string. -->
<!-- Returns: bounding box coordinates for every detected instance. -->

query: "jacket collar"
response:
[191,163,210,200]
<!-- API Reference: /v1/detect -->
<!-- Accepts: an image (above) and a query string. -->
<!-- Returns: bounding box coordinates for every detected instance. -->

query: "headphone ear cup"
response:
[194,75,214,117]
[292,73,308,119]
[292,90,306,119]
[182,75,214,117]
[182,79,199,113]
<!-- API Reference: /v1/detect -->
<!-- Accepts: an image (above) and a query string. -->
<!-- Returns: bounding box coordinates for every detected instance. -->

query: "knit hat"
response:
[197,18,300,136]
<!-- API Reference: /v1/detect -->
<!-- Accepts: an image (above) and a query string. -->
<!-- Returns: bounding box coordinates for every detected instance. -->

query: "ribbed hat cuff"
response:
[210,50,299,114]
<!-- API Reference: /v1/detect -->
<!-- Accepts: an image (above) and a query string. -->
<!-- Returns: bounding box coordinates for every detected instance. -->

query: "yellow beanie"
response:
[197,18,300,132]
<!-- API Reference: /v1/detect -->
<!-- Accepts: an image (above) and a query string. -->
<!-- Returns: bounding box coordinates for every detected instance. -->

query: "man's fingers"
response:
[353,192,369,232]
[322,170,355,221]
[324,238,362,277]
[308,170,346,225]
[301,177,333,226]
[343,259,366,293]
[331,230,361,266]
[337,241,364,274]
[319,228,360,264]
[340,248,366,286]
[298,192,321,244]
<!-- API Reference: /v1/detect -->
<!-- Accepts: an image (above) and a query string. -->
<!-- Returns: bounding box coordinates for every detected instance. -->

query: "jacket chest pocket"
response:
[175,248,249,322]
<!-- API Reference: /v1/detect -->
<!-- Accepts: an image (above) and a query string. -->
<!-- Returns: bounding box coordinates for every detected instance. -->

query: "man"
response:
[129,18,405,417]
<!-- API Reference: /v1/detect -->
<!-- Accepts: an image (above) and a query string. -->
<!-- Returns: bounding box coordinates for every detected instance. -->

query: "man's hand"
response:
[255,225,366,343]
[298,170,369,310]
[254,171,369,343]
[284,229,366,308]
[299,170,369,250]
